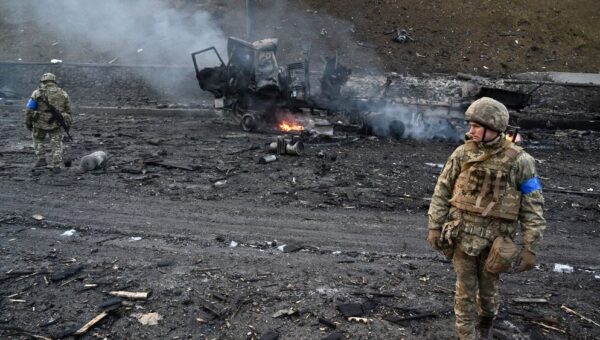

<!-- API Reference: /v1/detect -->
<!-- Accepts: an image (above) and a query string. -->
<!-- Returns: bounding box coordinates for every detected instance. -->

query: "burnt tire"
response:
[241,113,256,132]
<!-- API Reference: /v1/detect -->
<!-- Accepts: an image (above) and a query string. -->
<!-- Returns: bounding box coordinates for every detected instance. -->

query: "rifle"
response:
[37,93,73,142]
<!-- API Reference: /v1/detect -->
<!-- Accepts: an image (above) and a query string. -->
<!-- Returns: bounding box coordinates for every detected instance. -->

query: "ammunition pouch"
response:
[484,236,518,274]
[461,222,498,241]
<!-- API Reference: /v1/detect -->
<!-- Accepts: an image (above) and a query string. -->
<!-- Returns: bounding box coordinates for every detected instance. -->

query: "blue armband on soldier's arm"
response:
[519,177,542,195]
[26,98,38,110]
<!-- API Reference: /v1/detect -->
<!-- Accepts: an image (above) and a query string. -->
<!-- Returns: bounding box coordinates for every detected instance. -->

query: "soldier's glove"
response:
[427,229,443,250]
[26,113,33,130]
[515,248,536,272]
[63,114,72,129]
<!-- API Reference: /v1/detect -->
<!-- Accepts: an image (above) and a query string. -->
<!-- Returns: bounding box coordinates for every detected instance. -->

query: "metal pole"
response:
[246,0,255,41]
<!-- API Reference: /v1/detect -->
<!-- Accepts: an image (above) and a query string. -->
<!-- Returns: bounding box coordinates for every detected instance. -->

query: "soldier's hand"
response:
[515,248,536,272]
[427,229,443,250]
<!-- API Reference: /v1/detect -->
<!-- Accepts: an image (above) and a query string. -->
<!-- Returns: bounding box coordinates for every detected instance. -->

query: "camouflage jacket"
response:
[428,134,546,256]
[26,83,72,131]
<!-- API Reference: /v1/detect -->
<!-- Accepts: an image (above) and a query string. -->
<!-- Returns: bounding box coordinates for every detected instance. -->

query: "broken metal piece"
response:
[385,28,413,43]
[99,297,123,312]
[348,317,372,324]
[258,155,277,164]
[318,317,337,329]
[336,303,365,317]
[268,136,304,156]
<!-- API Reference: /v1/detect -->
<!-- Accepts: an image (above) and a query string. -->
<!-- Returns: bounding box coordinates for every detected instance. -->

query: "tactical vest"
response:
[450,140,523,221]
[32,85,67,130]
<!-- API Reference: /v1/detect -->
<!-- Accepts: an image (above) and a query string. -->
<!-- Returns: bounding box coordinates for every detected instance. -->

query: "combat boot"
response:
[478,316,494,339]
[32,158,47,168]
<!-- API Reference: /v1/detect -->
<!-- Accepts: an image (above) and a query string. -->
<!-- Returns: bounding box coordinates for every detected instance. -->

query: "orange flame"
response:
[278,120,305,132]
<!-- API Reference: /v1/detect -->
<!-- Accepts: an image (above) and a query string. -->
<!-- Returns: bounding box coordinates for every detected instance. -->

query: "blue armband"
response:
[26,98,38,110]
[519,177,542,195]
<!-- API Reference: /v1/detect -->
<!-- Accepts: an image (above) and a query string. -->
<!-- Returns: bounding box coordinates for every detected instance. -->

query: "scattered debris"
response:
[425,162,444,169]
[50,265,83,282]
[348,317,372,324]
[0,326,52,340]
[31,214,45,221]
[531,321,567,334]
[336,303,364,317]
[214,179,227,187]
[133,312,162,325]
[385,312,438,324]
[143,157,197,171]
[553,264,574,273]
[61,229,77,237]
[271,308,297,318]
[108,291,150,300]
[259,330,279,340]
[99,297,123,311]
[318,317,337,329]
[513,297,548,304]
[278,243,303,253]
[73,311,109,335]
[229,240,238,248]
[258,155,277,164]
[385,28,414,43]
[561,305,600,327]
[267,136,304,156]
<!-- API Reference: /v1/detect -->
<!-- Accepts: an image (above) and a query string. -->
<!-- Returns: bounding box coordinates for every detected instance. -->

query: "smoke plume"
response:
[0,0,226,66]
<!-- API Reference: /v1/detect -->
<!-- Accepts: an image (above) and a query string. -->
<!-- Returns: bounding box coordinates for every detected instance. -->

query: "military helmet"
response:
[465,97,509,132]
[40,73,56,83]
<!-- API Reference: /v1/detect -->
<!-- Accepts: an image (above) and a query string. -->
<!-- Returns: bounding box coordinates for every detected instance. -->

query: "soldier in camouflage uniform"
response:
[25,73,73,171]
[427,97,546,339]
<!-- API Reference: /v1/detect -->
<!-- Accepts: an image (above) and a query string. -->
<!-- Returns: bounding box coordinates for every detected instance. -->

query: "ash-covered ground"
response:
[0,102,599,339]
[1,0,600,339]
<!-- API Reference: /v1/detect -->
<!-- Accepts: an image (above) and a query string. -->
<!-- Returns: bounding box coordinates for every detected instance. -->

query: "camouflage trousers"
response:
[32,127,63,167]
[453,244,500,340]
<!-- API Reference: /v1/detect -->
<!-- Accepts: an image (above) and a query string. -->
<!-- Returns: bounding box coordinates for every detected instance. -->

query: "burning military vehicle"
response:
[192,36,351,133]
[192,35,540,142]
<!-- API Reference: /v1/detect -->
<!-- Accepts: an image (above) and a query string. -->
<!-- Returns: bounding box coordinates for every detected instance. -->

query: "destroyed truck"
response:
[192,36,350,131]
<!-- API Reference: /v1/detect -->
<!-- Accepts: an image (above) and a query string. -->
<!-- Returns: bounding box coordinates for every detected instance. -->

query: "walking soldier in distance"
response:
[25,73,73,172]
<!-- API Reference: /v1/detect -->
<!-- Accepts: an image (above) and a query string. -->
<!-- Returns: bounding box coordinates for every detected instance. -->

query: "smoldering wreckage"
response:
[1,19,600,340]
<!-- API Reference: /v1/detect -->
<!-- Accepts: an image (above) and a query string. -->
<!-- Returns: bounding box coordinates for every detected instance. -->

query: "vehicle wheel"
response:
[241,113,256,132]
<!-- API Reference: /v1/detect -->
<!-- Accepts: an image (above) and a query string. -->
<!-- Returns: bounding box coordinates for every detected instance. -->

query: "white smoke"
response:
[0,0,226,66]
[365,103,464,141]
